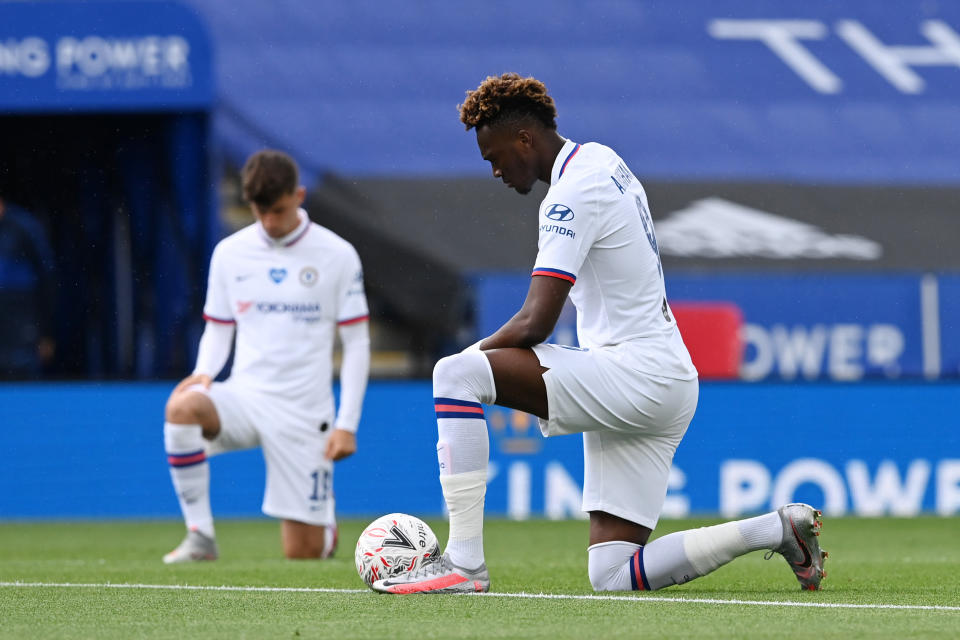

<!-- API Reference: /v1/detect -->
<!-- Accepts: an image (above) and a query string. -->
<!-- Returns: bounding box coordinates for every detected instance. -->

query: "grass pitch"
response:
[1,517,958,639]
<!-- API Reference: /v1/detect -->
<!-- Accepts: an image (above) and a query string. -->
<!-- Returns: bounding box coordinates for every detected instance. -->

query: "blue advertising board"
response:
[483,383,960,520]
[0,1,213,112]
[470,272,950,382]
[938,274,960,378]
[1,381,957,520]
[666,274,928,381]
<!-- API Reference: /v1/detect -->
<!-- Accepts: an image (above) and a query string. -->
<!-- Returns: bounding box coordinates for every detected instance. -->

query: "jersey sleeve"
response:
[336,245,369,326]
[202,243,235,324]
[532,178,601,285]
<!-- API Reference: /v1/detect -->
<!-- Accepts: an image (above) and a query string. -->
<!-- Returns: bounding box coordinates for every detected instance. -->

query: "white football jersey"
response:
[533,139,697,380]
[203,209,369,416]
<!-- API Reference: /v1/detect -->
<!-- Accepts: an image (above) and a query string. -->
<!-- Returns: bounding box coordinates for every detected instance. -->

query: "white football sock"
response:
[164,422,214,538]
[322,518,338,559]
[640,529,706,590]
[589,512,784,591]
[736,511,783,549]
[588,541,641,591]
[433,352,496,570]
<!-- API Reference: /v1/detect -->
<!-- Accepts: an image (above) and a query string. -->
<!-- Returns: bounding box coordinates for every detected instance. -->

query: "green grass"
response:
[1,517,958,639]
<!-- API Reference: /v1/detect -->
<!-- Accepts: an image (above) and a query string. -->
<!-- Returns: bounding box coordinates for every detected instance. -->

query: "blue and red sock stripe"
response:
[168,449,207,468]
[338,314,370,326]
[434,397,485,419]
[531,267,576,284]
[628,548,651,591]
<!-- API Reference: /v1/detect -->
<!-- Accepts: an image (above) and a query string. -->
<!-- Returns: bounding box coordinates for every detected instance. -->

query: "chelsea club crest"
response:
[299,266,318,286]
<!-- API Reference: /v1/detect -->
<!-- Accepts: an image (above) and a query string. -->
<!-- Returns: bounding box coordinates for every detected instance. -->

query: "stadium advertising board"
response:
[0,1,212,112]
[2,382,957,520]
[938,275,960,378]
[481,384,960,520]
[669,274,927,382]
[472,272,943,382]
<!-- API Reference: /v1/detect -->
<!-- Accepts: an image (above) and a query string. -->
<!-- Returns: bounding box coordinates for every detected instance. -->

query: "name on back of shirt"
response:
[610,161,634,194]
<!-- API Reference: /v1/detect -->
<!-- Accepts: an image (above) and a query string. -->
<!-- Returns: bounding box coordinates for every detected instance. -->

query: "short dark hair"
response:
[241,150,299,209]
[458,73,558,131]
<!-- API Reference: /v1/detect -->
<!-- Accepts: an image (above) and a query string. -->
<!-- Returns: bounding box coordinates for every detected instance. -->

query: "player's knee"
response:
[587,554,618,591]
[587,542,638,592]
[432,354,462,389]
[433,351,494,404]
[165,395,187,423]
[165,391,205,424]
[284,540,323,560]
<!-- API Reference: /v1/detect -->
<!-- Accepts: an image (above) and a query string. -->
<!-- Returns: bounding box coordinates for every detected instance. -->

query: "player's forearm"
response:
[479,275,569,350]
[335,322,370,433]
[480,310,553,350]
[192,321,235,378]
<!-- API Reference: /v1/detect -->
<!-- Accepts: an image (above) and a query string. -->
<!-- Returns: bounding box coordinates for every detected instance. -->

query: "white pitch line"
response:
[480,590,960,612]
[0,581,366,595]
[2,581,959,612]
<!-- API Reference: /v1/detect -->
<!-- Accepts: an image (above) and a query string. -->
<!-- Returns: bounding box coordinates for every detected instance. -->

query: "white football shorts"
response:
[198,381,335,526]
[531,343,699,529]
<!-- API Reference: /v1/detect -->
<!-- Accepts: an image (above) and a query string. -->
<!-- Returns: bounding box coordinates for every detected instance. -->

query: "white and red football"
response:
[354,513,440,588]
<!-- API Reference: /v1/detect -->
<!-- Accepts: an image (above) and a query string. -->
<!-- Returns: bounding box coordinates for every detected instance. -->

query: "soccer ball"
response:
[355,513,440,588]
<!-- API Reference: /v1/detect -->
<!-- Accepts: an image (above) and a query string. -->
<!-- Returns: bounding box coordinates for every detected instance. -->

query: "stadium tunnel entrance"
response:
[0,1,216,379]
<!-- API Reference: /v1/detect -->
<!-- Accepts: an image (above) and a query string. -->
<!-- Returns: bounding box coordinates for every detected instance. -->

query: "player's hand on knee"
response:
[171,373,212,397]
[324,429,356,461]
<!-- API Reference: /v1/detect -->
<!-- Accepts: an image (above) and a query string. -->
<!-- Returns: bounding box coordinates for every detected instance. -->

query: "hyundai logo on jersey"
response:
[546,204,575,222]
[539,224,576,239]
[269,268,287,283]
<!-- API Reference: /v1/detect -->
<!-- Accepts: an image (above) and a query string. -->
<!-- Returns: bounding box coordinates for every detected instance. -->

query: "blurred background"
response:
[1,1,957,522]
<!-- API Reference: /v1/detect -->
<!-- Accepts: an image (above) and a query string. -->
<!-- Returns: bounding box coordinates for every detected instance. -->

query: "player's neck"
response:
[539,131,568,183]
[260,209,306,244]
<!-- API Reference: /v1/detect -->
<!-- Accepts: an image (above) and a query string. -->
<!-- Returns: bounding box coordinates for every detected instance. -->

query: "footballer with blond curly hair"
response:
[374,73,826,595]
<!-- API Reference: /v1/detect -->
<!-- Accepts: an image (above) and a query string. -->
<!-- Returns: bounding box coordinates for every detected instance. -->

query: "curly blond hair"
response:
[458,73,558,131]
